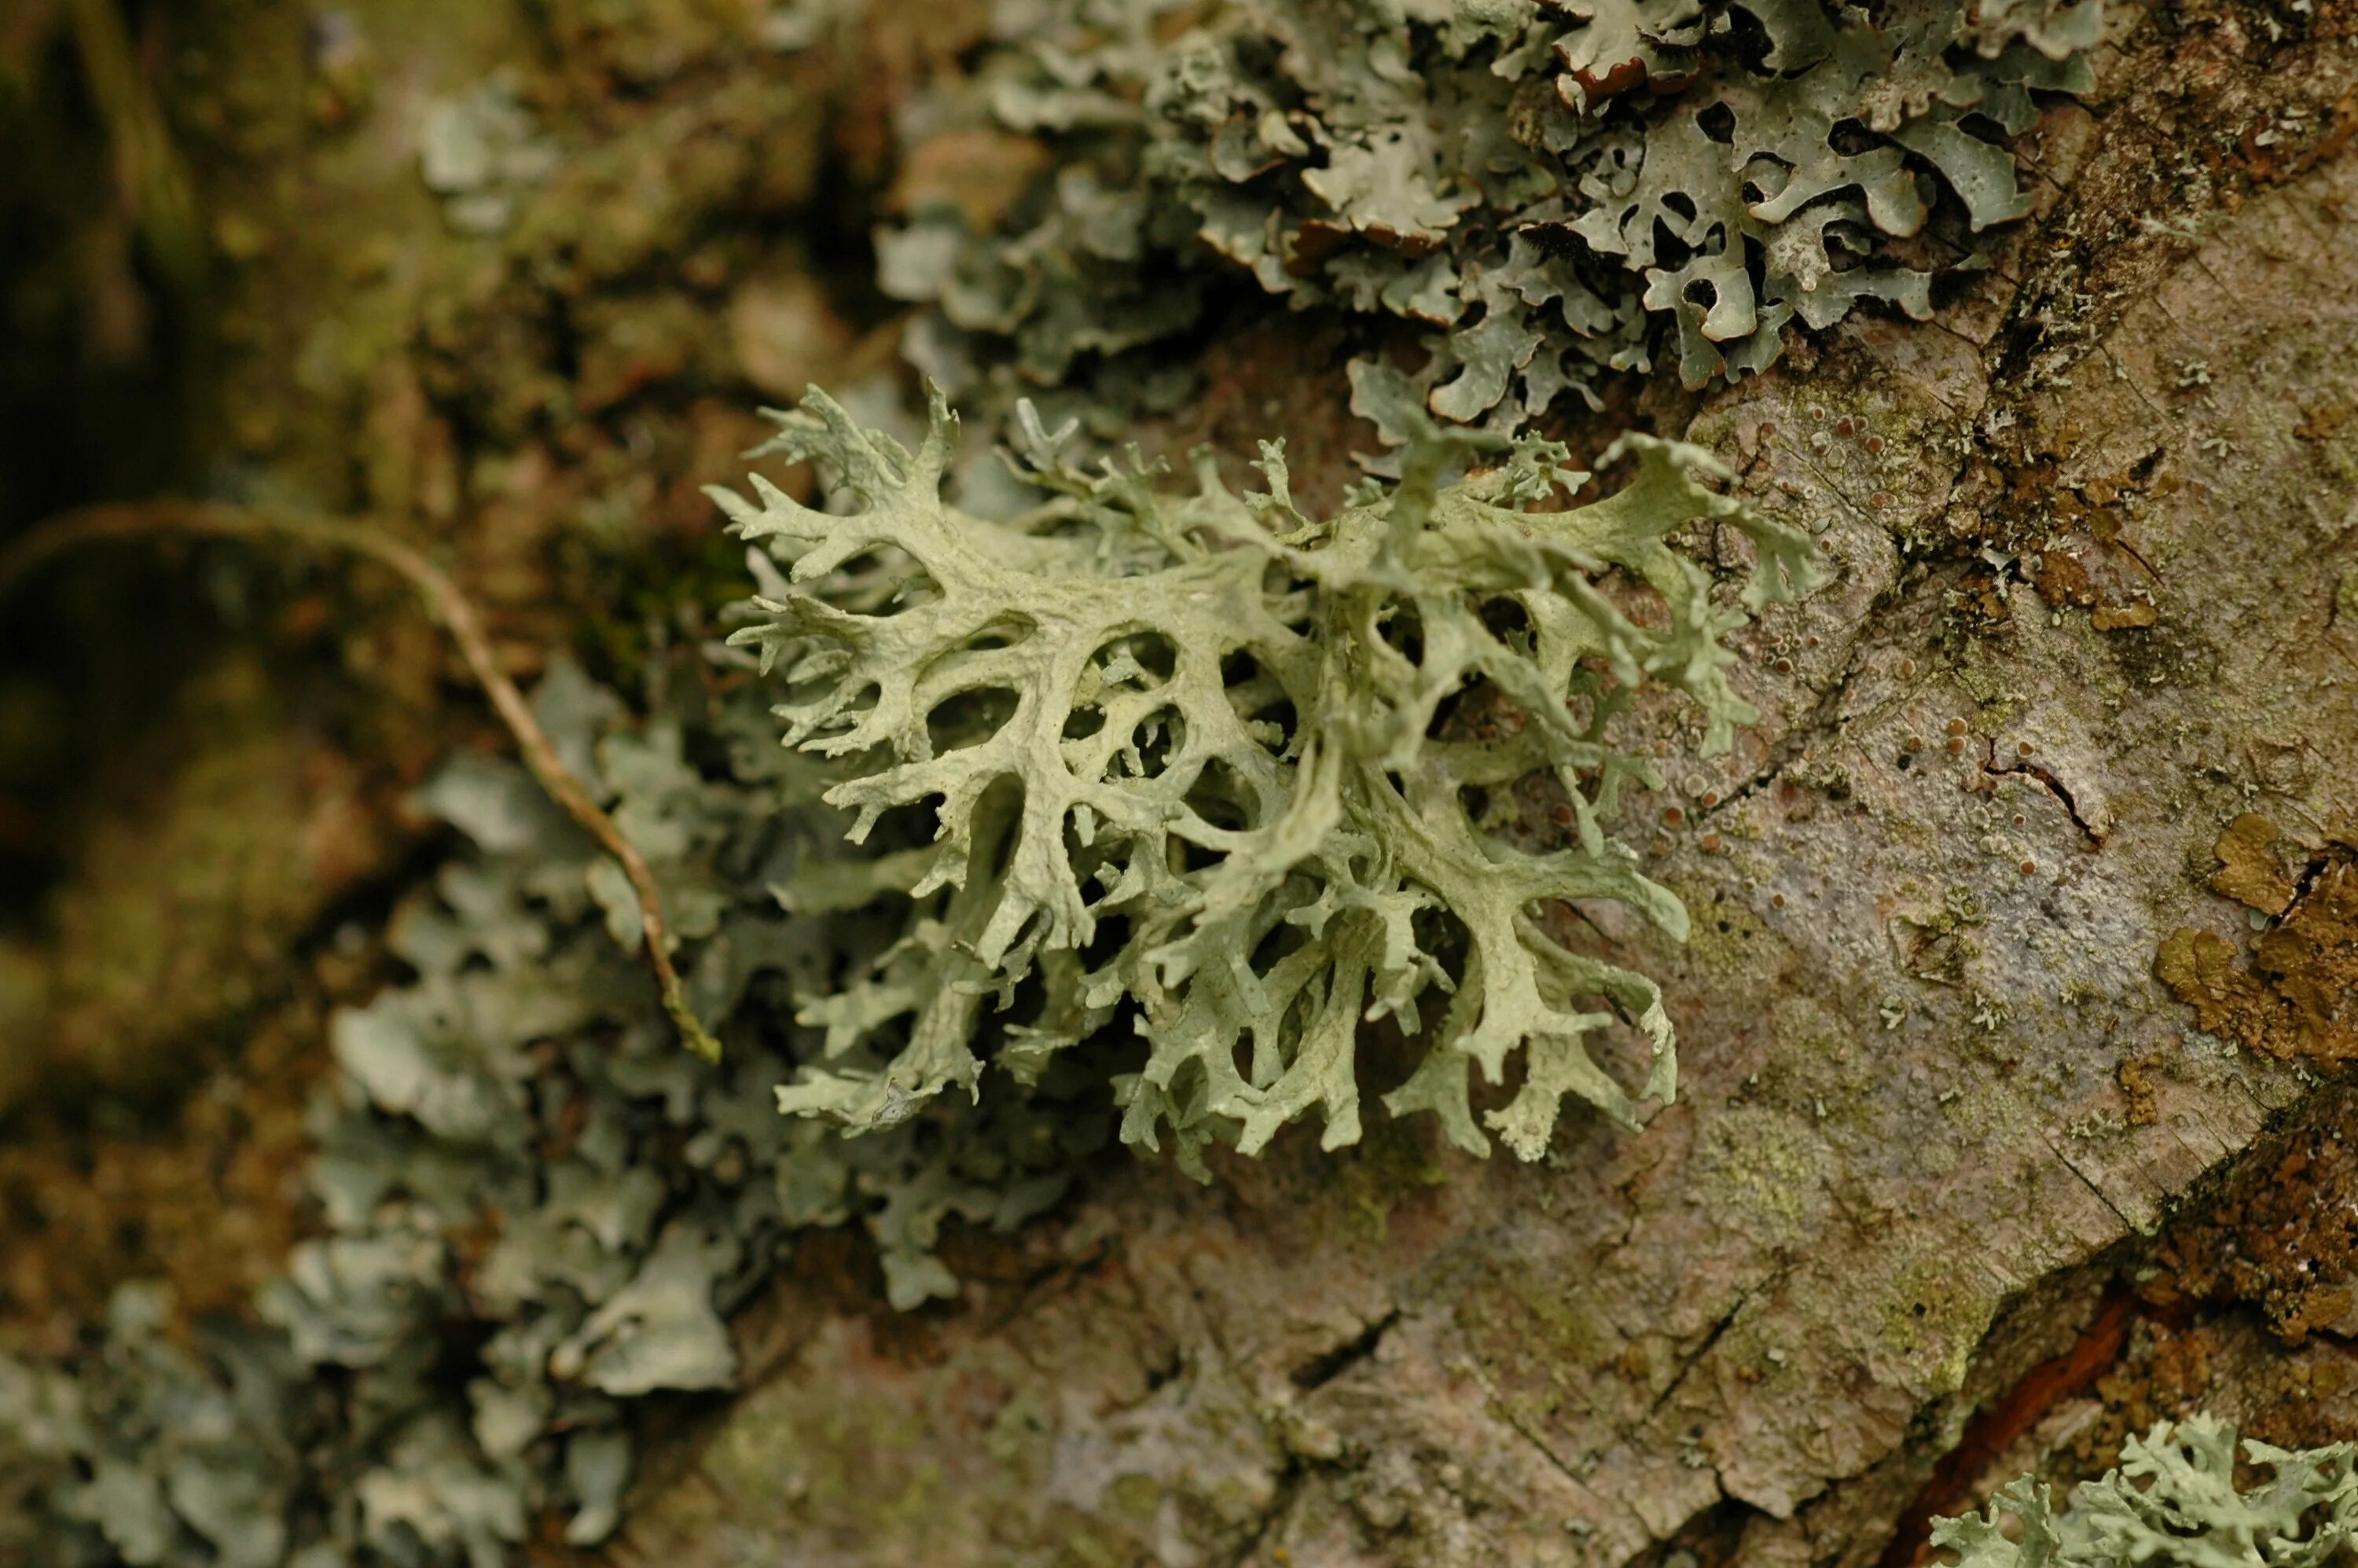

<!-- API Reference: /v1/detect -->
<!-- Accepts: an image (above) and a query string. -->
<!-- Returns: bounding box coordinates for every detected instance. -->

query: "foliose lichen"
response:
[874,0,2101,439]
[715,384,1821,1166]
[1934,1415,2358,1568]
[0,3,2110,1561]
[2,381,1820,1559]
[2,658,1103,1562]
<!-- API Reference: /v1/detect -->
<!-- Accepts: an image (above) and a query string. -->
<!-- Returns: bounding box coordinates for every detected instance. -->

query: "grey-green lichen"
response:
[875,0,2101,435]
[2,658,1102,1563]
[0,3,2113,1562]
[1,385,1816,1562]
[1934,1416,2358,1568]
[714,384,1821,1166]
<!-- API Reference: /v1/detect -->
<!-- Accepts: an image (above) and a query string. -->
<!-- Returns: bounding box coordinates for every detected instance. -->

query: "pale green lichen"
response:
[0,5,2095,1562]
[1934,1416,2358,1568]
[0,353,1820,1568]
[715,384,1821,1165]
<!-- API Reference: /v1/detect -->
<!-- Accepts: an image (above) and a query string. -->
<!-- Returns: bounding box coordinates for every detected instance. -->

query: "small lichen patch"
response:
[1878,1253,2002,1395]
[1691,1104,1835,1250]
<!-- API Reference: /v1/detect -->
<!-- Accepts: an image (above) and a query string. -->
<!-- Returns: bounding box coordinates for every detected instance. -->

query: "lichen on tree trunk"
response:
[614,17,2358,1568]
[3,2,2358,1567]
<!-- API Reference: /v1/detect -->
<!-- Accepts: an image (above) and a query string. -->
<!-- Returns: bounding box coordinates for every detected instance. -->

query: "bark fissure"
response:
[1875,1286,2136,1568]
[1982,739,2107,848]
[1290,1306,1401,1390]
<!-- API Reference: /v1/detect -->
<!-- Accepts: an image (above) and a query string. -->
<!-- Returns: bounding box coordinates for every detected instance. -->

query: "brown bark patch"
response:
[2033,549,2099,609]
[887,130,1051,233]
[2089,600,2158,631]
[2157,838,2358,1061]
[2144,1092,2358,1347]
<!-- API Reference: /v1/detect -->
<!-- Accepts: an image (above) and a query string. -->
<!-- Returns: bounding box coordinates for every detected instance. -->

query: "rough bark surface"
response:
[4,4,2357,1567]
[612,24,2358,1568]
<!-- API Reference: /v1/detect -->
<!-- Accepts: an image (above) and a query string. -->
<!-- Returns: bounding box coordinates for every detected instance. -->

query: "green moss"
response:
[1104,1472,1163,1526]
[1325,1120,1451,1244]
[39,656,377,1094]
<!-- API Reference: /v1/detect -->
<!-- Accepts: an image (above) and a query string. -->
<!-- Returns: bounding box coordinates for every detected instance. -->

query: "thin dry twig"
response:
[0,500,725,1062]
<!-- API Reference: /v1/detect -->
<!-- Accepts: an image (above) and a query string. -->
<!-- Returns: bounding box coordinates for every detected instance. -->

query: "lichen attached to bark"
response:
[868,0,2103,435]
[1934,1415,2358,1568]
[716,384,1822,1164]
[2156,820,2358,1063]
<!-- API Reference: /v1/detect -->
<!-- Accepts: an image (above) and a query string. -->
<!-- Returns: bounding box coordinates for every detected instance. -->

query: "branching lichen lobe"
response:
[880,0,2103,436]
[1934,1416,2358,1567]
[715,384,1824,1163]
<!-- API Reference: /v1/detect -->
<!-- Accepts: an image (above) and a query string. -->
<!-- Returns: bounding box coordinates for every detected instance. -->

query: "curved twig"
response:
[0,501,724,1063]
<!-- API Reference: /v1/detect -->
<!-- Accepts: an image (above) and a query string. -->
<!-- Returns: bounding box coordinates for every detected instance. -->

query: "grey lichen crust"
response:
[1934,1416,2358,1568]
[882,0,2098,430]
[715,385,1820,1166]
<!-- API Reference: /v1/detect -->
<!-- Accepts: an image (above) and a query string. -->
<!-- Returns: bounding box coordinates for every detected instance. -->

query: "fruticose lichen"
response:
[716,384,1820,1166]
[1,387,1816,1560]
[0,4,2113,1562]
[1933,1416,2358,1567]
[873,0,2101,436]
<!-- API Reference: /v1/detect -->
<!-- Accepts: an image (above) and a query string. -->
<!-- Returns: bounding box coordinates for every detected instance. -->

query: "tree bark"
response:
[611,16,2358,1568]
[4,5,2356,1567]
